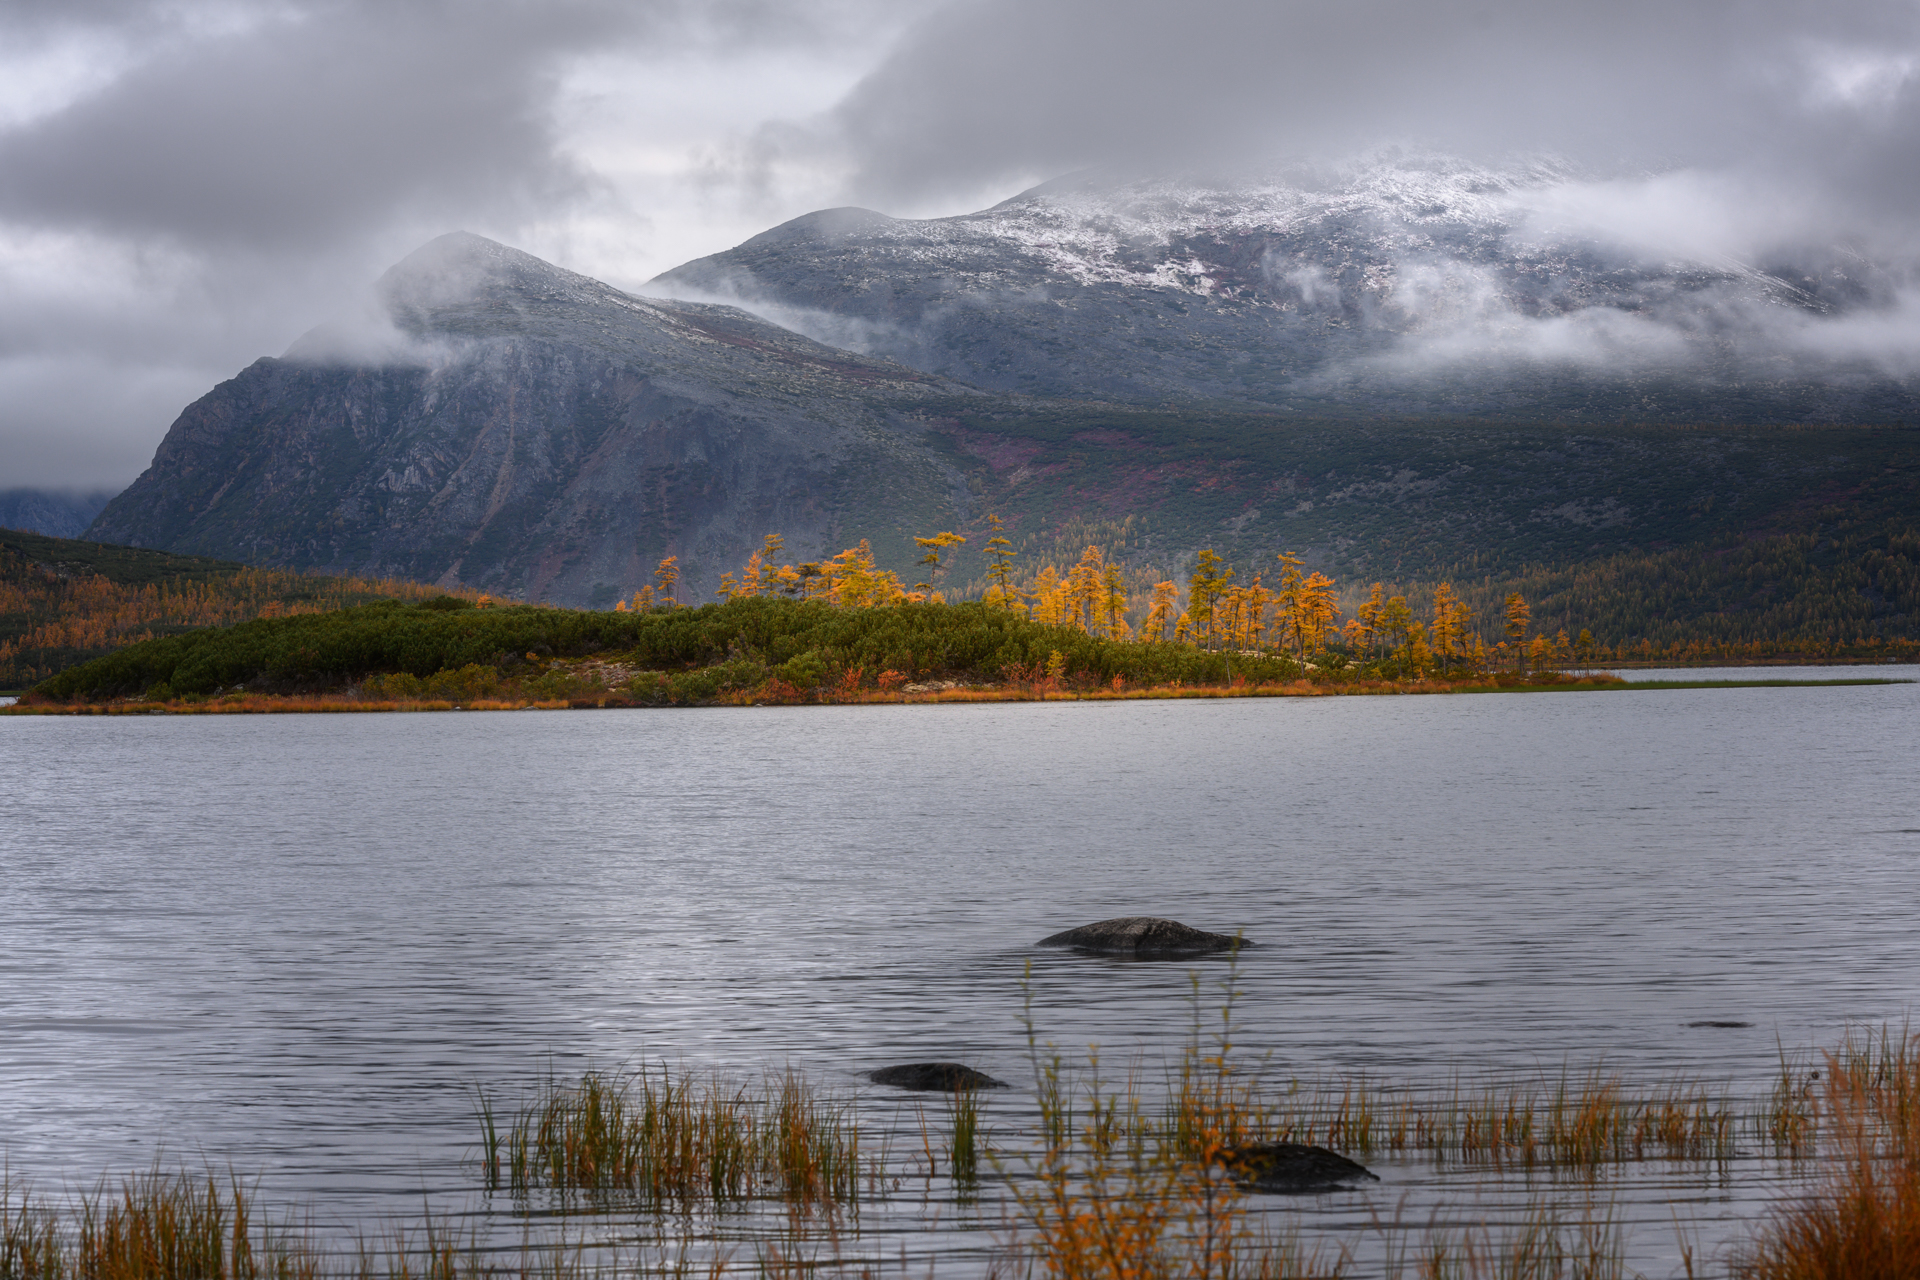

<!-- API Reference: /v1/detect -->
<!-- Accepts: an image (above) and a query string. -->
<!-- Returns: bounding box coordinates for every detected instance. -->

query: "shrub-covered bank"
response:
[17,595,1627,711]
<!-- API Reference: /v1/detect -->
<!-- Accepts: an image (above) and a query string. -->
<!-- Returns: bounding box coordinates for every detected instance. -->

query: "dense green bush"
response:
[32,596,1305,702]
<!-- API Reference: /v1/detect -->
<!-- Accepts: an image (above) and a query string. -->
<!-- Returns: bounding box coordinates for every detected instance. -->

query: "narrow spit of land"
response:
[5,594,1910,715]
[9,676,1913,716]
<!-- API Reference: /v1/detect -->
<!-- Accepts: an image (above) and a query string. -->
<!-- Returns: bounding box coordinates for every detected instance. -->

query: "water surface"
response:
[4,670,1917,1272]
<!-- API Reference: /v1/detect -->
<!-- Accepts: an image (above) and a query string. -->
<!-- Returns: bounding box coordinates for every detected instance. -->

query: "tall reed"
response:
[948,1085,984,1189]
[1388,1203,1628,1280]
[1737,1025,1920,1279]
[3,1167,320,1280]
[485,1064,863,1210]
[1224,1069,1734,1171]
[1005,961,1275,1280]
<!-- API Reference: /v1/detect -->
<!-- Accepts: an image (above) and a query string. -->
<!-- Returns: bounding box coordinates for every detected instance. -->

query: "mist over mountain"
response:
[86,227,1920,618]
[89,233,979,606]
[0,488,118,539]
[653,157,1920,419]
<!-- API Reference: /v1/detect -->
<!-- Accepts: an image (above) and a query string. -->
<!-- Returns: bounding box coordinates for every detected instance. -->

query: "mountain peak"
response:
[376,231,612,316]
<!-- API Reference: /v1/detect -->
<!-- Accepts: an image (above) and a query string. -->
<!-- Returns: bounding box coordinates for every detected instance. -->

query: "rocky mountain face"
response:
[89,233,981,606]
[652,158,1918,420]
[88,217,1920,614]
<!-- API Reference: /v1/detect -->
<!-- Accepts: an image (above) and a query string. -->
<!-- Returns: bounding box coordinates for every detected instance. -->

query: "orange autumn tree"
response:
[1504,591,1532,672]
[663,527,1569,682]
[913,531,968,601]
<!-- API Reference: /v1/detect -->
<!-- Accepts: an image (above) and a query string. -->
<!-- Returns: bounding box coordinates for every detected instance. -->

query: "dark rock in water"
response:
[867,1062,1007,1092]
[1036,917,1245,956]
[1218,1142,1379,1193]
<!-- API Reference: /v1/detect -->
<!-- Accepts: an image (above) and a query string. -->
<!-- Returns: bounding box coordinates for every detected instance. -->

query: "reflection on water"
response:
[3,668,1917,1273]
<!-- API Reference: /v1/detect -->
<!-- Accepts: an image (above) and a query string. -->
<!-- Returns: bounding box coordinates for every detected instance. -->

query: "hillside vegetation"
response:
[15,491,1920,705]
[26,596,1300,706]
[0,529,472,690]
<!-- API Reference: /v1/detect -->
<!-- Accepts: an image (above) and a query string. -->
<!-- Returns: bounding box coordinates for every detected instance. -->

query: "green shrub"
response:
[424,663,500,701]
[773,650,827,690]
[34,595,1280,703]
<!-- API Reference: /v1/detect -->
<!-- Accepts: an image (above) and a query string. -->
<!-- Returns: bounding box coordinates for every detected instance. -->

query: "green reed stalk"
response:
[487,1064,862,1210]
[947,1085,981,1189]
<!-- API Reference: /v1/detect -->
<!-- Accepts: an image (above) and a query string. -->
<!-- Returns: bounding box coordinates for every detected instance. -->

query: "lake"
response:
[3,667,1917,1275]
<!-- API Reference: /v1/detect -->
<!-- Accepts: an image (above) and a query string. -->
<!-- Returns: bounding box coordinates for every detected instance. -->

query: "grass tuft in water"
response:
[948,1084,984,1191]
[3,1166,321,1280]
[1738,1025,1920,1279]
[485,1064,863,1210]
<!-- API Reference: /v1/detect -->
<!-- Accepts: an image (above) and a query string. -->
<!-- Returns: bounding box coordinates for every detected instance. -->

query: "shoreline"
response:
[7,672,1909,715]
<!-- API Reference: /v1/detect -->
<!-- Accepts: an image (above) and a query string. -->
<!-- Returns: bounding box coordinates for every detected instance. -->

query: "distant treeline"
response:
[0,529,473,690]
[13,492,1920,697]
[938,517,1920,664]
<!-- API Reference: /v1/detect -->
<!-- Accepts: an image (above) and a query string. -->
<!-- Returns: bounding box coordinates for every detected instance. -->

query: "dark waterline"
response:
[3,668,1917,1269]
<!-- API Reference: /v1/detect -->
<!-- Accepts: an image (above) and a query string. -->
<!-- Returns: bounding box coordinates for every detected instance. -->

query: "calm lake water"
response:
[4,667,1918,1275]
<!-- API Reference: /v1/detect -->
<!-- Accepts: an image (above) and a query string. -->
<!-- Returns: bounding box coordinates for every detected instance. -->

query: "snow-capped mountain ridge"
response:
[654,157,1913,417]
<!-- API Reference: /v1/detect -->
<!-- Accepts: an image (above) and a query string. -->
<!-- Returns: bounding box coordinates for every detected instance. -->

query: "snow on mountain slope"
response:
[652,156,1916,418]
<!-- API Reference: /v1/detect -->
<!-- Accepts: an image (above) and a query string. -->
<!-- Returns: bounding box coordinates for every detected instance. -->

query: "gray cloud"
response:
[6,0,1920,492]
[0,0,906,489]
[0,2,626,247]
[819,0,1920,237]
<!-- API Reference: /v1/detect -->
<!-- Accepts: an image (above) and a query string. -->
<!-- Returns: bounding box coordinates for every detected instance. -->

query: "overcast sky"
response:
[4,0,1918,489]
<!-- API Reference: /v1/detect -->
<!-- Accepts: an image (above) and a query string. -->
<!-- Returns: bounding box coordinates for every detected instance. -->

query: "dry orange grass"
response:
[487,1064,865,1211]
[1,1167,322,1280]
[1738,1026,1920,1280]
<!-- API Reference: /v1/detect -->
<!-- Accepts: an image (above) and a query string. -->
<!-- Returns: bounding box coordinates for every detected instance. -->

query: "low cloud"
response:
[0,0,915,489]
[7,0,1920,490]
[810,0,1920,235]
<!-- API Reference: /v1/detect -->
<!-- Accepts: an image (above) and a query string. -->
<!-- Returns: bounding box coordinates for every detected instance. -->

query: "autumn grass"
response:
[1736,1025,1920,1279]
[6,674,1644,715]
[18,1025,1920,1280]
[23,668,1902,715]
[1000,965,1353,1280]
[1382,1202,1632,1280]
[4,695,576,715]
[0,1167,322,1280]
[483,1064,866,1211]
[0,1167,733,1280]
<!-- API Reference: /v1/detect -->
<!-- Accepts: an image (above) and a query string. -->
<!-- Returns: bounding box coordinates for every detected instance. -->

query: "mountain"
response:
[89,232,981,607]
[652,157,1920,420]
[0,488,118,538]
[86,229,1920,640]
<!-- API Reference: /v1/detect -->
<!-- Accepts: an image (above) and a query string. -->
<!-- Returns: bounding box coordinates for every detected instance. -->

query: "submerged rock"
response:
[1218,1142,1379,1193]
[1036,917,1246,956]
[867,1062,1008,1092]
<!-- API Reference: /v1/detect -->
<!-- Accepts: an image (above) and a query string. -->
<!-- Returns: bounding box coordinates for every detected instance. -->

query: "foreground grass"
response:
[481,1065,868,1209]
[10,1016,1917,1280]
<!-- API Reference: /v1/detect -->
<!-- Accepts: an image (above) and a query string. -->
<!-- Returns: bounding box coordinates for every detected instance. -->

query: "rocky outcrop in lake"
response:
[1217,1141,1379,1193]
[1037,917,1247,956]
[867,1063,1007,1091]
